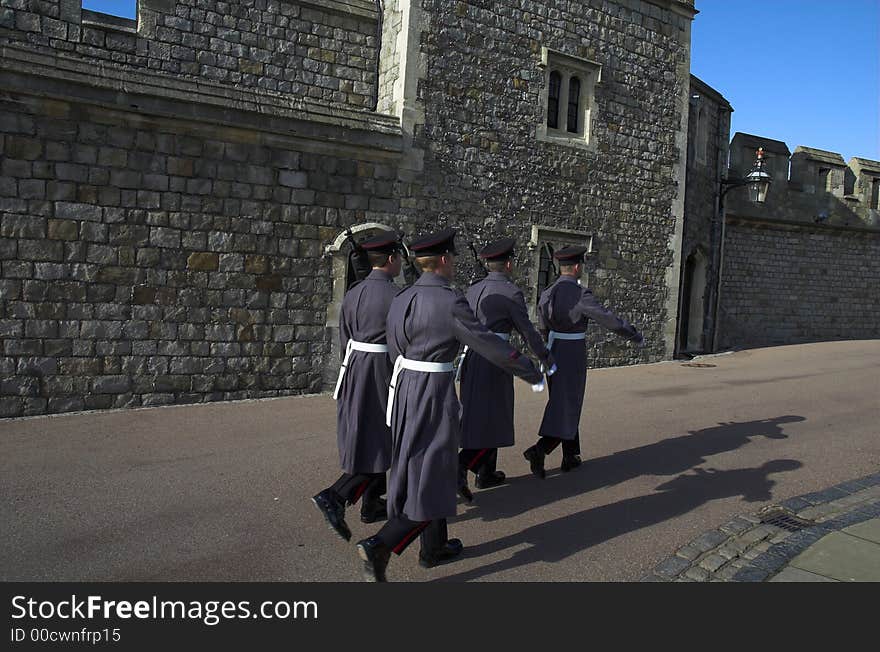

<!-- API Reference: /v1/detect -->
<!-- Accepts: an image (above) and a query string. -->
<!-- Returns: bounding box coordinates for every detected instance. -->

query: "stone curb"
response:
[642,471,880,582]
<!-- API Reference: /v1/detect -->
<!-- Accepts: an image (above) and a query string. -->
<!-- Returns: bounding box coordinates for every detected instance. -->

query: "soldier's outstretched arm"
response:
[575,288,642,341]
[451,294,543,384]
[509,290,554,367]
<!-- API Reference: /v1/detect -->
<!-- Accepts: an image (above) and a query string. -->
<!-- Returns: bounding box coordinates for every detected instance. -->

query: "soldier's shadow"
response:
[435,459,802,582]
[453,414,805,524]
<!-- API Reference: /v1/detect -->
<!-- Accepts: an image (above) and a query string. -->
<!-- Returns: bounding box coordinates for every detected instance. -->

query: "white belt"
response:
[454,332,510,382]
[547,330,586,350]
[332,339,390,400]
[386,356,455,426]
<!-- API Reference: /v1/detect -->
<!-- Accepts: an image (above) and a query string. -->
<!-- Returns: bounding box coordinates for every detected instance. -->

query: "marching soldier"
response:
[354,228,544,581]
[523,245,644,478]
[312,232,404,541]
[457,237,556,499]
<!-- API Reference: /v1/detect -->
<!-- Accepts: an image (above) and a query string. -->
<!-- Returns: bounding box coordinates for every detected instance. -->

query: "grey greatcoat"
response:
[336,269,399,475]
[386,271,543,521]
[537,276,641,440]
[459,271,553,449]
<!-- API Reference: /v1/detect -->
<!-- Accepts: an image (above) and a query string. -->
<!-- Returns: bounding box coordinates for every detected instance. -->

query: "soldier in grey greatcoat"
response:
[523,245,644,478]
[457,238,555,499]
[354,228,544,582]
[312,232,404,542]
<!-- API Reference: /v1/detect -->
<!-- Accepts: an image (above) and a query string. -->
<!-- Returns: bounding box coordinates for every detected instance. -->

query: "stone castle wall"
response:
[717,136,880,350]
[410,0,695,367]
[1,0,380,109]
[0,0,696,417]
[718,220,880,348]
[679,75,730,353]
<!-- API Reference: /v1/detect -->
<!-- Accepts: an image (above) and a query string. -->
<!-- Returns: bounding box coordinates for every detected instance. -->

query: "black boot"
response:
[418,538,464,568]
[356,536,391,582]
[360,497,388,524]
[560,454,582,472]
[475,469,506,489]
[312,489,351,541]
[523,445,546,479]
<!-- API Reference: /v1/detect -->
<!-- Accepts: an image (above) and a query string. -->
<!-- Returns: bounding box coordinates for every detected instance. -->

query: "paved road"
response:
[2,340,878,582]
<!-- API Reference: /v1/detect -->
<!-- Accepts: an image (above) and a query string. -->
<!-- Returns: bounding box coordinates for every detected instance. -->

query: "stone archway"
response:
[322,222,397,389]
[680,248,708,353]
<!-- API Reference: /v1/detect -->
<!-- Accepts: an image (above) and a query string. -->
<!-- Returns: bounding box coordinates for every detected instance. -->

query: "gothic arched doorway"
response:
[679,248,708,353]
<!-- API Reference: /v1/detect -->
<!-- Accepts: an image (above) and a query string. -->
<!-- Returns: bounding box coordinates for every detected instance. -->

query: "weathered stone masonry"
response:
[409,0,694,367]
[1,0,697,417]
[716,136,880,350]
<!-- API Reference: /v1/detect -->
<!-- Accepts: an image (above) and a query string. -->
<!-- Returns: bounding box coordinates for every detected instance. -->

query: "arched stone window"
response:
[323,223,399,389]
[567,76,581,133]
[538,48,600,149]
[547,70,561,129]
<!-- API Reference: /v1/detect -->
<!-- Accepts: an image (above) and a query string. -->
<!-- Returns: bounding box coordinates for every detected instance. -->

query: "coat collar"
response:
[557,275,580,285]
[485,271,511,282]
[416,271,452,287]
[367,268,393,282]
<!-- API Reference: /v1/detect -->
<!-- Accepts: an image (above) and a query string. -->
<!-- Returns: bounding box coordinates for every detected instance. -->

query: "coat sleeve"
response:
[574,288,641,341]
[451,293,543,384]
[510,289,552,363]
[338,294,352,351]
[536,287,551,340]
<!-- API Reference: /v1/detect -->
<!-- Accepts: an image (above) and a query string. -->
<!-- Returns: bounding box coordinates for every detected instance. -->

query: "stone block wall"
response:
[0,0,698,417]
[0,80,403,417]
[410,0,695,368]
[718,220,880,349]
[678,75,731,353]
[0,0,380,109]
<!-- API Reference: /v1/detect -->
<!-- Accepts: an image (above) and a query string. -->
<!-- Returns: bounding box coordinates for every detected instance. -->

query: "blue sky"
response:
[83,1,136,18]
[85,1,879,162]
[692,0,880,163]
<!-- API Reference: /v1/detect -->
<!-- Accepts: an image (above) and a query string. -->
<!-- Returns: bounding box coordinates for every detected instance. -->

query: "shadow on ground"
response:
[455,415,805,524]
[436,415,806,581]
[438,459,802,581]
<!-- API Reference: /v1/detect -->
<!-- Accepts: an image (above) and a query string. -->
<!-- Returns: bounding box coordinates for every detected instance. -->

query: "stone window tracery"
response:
[537,48,600,150]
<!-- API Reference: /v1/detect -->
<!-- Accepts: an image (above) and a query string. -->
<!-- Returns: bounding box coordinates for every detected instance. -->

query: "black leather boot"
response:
[360,497,388,523]
[418,538,464,568]
[560,454,582,472]
[356,536,391,582]
[475,469,506,489]
[312,489,351,541]
[523,445,546,479]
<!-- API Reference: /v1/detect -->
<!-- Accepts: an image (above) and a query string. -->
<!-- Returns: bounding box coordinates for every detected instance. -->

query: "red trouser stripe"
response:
[467,448,490,470]
[352,480,370,503]
[392,521,429,555]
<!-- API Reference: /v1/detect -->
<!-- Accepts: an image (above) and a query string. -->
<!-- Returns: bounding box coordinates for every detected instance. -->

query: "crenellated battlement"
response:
[728,132,880,227]
[0,0,381,110]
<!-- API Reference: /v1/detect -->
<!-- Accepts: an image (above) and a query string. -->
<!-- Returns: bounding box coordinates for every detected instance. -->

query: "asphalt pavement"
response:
[2,340,878,582]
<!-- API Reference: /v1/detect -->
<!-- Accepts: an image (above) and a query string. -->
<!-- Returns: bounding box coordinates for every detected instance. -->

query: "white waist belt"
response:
[332,339,390,400]
[386,356,455,426]
[454,332,511,382]
[547,330,586,350]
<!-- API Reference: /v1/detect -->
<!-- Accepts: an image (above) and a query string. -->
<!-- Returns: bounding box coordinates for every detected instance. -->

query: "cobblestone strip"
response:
[642,472,880,582]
